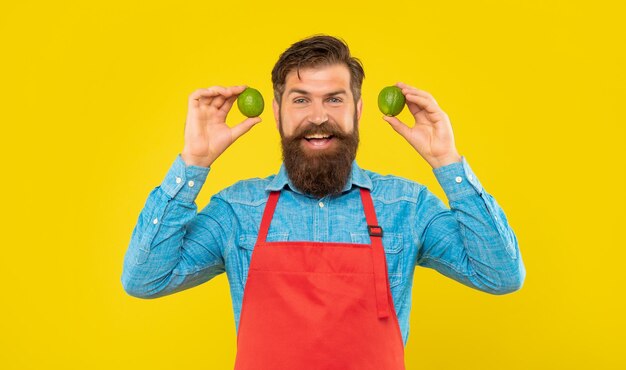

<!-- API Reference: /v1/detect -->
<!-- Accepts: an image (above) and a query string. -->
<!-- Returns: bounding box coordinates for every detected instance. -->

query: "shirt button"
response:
[319,202,324,208]
[188,180,195,187]
[455,176,463,183]
[153,218,159,224]
[176,177,182,184]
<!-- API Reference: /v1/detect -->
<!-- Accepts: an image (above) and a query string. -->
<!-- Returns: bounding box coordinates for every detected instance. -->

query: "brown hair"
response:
[271,35,365,104]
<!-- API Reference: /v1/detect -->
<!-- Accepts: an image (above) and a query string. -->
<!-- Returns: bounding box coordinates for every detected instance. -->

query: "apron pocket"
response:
[237,232,289,290]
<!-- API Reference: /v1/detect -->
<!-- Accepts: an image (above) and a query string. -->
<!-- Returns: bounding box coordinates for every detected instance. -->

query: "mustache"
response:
[289,121,351,140]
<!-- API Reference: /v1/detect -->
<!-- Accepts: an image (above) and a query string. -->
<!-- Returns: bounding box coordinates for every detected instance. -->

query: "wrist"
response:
[181,151,213,168]
[427,152,462,169]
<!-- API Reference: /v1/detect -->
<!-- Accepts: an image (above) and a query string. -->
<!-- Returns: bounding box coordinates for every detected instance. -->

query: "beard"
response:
[279,111,359,198]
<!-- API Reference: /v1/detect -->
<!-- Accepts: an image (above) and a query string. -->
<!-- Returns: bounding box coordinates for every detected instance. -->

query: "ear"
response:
[356,97,363,126]
[273,99,280,130]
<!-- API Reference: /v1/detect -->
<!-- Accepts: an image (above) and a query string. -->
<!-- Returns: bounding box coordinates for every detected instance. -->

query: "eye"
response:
[327,97,342,103]
[293,98,307,104]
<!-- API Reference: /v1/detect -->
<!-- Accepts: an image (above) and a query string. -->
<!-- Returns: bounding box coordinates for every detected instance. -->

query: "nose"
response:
[308,101,328,125]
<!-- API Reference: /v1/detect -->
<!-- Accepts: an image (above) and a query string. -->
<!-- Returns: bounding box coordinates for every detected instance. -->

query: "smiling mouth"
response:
[302,134,335,148]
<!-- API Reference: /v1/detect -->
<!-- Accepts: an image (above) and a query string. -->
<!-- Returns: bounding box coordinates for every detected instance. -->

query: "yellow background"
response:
[1,0,624,369]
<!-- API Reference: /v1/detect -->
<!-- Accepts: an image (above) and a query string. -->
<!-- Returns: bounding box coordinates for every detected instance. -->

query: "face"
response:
[273,63,363,146]
[273,64,363,198]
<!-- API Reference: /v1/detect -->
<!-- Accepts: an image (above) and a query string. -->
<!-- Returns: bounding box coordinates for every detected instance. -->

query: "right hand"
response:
[181,85,262,167]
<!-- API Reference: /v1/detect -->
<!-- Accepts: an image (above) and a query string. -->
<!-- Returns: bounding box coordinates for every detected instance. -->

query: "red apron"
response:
[234,188,405,370]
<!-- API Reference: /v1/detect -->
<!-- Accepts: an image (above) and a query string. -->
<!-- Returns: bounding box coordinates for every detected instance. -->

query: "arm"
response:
[383,82,525,293]
[121,85,261,298]
[121,155,231,298]
[415,158,525,294]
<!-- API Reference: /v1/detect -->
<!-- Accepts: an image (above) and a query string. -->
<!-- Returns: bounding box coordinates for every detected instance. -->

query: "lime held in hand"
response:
[237,87,264,117]
[378,86,405,117]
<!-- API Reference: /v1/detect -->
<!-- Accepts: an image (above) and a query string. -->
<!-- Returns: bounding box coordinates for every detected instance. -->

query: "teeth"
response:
[305,134,330,139]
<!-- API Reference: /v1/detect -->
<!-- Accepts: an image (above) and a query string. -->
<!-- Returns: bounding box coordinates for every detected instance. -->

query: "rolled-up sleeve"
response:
[415,157,526,294]
[121,154,228,299]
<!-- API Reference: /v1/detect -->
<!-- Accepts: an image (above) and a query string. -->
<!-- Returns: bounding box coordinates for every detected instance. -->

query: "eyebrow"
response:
[287,88,348,97]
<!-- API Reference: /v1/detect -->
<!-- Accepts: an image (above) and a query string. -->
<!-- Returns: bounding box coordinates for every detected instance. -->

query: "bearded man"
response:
[121,35,526,370]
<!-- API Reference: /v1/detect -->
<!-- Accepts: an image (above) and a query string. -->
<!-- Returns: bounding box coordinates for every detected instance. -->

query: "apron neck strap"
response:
[359,188,383,242]
[257,191,280,244]
[360,188,390,319]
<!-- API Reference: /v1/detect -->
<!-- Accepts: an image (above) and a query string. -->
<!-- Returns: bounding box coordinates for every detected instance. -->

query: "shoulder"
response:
[362,169,426,204]
[212,174,276,207]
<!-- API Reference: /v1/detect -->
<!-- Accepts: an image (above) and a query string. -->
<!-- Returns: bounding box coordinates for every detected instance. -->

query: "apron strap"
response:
[360,188,391,319]
[257,191,280,244]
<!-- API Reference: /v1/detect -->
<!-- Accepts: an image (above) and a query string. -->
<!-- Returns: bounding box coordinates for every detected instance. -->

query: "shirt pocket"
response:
[237,232,289,291]
[350,232,404,289]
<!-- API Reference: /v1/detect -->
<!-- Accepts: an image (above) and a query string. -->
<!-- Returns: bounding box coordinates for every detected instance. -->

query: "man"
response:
[121,35,525,369]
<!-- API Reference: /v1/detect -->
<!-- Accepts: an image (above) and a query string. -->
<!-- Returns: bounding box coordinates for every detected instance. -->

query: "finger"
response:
[208,86,231,107]
[213,85,251,108]
[215,85,247,111]
[189,86,228,102]
[396,82,437,102]
[228,84,248,95]
[405,93,439,114]
[189,87,227,109]
[220,94,237,112]
[396,82,419,94]
[382,115,411,139]
[218,94,238,121]
[231,117,262,141]
[396,82,424,95]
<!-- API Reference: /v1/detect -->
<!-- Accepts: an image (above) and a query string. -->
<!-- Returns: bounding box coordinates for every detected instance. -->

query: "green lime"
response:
[378,86,405,116]
[237,87,264,117]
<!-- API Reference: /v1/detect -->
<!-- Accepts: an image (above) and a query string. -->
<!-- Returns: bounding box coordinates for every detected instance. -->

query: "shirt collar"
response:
[265,160,373,195]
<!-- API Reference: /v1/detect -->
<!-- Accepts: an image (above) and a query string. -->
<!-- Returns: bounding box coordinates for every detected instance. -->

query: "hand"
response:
[181,85,262,167]
[382,82,461,169]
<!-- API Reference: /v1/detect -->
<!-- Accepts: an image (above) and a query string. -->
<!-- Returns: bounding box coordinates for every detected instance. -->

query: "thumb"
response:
[231,117,262,141]
[382,115,411,139]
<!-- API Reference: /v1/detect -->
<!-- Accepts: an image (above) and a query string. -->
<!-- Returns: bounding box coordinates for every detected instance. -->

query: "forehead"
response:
[284,64,352,95]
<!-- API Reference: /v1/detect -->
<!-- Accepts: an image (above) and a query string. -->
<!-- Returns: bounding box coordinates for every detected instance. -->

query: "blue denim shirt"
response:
[121,154,525,345]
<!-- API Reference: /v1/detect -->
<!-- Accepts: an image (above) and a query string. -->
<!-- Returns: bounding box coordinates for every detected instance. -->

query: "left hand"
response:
[382,82,461,168]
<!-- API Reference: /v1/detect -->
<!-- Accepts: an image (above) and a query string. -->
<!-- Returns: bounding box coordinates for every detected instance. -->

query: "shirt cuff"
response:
[432,156,485,202]
[160,154,211,203]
